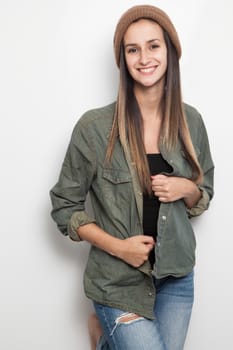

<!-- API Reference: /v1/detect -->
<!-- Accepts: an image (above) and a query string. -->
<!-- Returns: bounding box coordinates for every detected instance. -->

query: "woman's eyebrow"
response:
[124,38,161,48]
[148,38,161,43]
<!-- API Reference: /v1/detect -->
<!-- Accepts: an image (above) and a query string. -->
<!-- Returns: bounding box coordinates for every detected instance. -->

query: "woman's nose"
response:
[139,49,150,65]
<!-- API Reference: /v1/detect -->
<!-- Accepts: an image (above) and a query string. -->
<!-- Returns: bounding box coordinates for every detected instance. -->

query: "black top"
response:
[143,154,173,267]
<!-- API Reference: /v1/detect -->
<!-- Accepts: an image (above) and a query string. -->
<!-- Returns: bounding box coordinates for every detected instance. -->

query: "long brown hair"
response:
[106,26,203,194]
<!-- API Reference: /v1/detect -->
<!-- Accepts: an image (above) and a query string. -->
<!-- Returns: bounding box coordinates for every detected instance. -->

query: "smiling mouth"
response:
[138,66,157,73]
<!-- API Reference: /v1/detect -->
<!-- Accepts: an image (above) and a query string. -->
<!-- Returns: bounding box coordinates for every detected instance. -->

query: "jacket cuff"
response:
[67,211,96,241]
[187,187,210,217]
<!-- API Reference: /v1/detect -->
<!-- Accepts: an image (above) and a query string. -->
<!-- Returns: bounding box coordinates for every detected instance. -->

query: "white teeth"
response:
[139,67,155,73]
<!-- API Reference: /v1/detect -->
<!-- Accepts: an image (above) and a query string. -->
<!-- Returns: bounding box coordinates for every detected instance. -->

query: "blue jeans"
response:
[93,270,194,350]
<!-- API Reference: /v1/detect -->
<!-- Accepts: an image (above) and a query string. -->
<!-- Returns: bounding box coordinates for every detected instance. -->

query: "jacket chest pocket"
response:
[102,168,133,203]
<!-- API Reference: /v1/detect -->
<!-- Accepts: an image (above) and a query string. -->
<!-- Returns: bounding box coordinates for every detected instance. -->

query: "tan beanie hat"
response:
[114,5,181,67]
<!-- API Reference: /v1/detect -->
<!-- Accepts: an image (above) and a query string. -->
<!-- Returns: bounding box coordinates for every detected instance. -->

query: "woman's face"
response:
[123,19,167,91]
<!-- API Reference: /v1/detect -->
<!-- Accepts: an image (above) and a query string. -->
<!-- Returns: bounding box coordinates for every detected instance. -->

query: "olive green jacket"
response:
[50,102,214,319]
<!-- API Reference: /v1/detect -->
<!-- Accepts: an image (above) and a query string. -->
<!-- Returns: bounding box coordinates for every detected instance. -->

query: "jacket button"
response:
[162,215,166,220]
[148,292,153,297]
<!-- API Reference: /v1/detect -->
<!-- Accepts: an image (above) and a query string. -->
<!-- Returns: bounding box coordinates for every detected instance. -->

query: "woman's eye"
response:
[127,47,138,54]
[151,44,159,50]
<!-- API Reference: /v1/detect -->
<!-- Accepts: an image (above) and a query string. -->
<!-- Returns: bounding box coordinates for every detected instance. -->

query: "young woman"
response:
[50,5,214,350]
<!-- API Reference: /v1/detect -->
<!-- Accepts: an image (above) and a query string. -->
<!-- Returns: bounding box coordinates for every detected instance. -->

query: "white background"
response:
[0,0,232,349]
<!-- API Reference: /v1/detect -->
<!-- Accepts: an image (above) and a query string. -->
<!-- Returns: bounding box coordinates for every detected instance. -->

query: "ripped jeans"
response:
[93,270,194,350]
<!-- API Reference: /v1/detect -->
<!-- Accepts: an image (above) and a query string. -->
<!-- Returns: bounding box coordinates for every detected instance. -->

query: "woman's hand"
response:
[117,235,155,268]
[151,174,201,208]
[78,224,154,268]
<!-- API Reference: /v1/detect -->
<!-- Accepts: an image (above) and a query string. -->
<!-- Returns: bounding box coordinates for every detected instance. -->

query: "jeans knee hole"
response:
[116,313,144,324]
[110,312,144,336]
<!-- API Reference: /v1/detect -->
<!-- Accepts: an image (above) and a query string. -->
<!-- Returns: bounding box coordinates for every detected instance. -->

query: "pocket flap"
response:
[102,169,131,184]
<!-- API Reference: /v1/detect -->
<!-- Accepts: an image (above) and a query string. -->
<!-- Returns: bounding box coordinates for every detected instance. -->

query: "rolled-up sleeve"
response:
[187,114,214,217]
[68,211,96,241]
[50,116,97,241]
